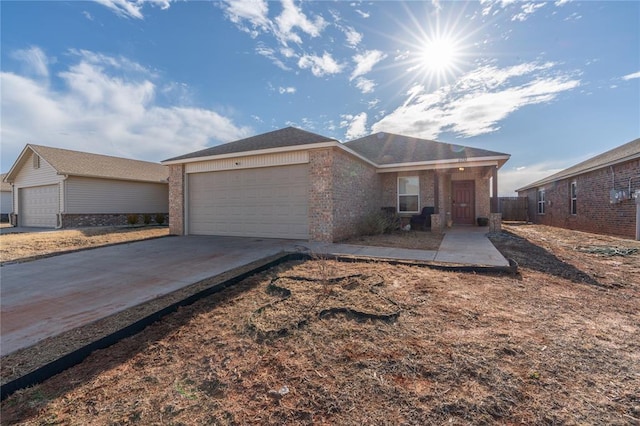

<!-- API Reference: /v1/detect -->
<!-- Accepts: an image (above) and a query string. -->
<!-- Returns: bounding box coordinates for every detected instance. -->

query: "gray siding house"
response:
[4,144,169,228]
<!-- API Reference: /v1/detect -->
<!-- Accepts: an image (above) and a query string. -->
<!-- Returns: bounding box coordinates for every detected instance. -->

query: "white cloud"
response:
[622,71,640,80]
[83,11,94,20]
[344,26,363,48]
[555,0,571,5]
[512,2,546,22]
[298,52,343,77]
[273,0,327,45]
[372,62,580,140]
[222,0,271,36]
[11,46,49,78]
[354,77,376,94]
[256,44,291,70]
[1,49,251,171]
[278,86,296,94]
[499,161,566,195]
[350,50,387,80]
[340,112,368,140]
[93,0,172,19]
[354,9,370,19]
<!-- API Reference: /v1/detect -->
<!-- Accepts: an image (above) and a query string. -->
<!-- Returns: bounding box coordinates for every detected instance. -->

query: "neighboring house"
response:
[4,144,169,228]
[1,173,12,222]
[516,138,640,240]
[163,127,510,242]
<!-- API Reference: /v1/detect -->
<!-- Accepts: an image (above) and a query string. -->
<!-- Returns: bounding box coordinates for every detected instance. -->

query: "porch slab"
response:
[434,226,509,267]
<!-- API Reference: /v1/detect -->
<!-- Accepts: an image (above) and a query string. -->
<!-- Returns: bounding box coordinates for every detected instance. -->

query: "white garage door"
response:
[188,164,309,239]
[20,185,59,228]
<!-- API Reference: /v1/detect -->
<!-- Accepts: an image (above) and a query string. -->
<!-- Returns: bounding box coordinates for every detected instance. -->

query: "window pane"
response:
[399,177,419,195]
[399,195,419,212]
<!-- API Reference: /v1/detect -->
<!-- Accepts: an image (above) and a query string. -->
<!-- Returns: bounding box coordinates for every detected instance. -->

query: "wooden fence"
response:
[499,197,529,221]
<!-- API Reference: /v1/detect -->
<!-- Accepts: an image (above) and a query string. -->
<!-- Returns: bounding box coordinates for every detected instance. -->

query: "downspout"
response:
[56,175,68,229]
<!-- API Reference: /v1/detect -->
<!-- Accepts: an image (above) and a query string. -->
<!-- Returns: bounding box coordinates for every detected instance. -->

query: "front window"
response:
[398,176,419,213]
[570,182,577,215]
[537,188,545,214]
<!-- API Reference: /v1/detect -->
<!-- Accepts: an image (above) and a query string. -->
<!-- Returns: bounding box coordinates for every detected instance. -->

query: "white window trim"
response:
[537,188,545,215]
[570,181,577,215]
[398,176,420,213]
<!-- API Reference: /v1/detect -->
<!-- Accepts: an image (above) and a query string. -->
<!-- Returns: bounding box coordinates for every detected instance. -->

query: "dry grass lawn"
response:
[0,226,169,264]
[342,229,443,250]
[2,224,639,424]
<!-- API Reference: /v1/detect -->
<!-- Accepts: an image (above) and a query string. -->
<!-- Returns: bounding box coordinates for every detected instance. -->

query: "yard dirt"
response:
[2,224,640,425]
[342,229,442,250]
[0,226,169,264]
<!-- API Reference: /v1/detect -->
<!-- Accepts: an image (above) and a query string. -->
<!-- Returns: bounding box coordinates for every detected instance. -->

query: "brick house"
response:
[4,144,169,228]
[516,138,640,240]
[163,127,510,242]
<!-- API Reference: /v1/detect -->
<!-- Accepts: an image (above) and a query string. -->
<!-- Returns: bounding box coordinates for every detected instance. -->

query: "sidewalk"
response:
[306,226,509,267]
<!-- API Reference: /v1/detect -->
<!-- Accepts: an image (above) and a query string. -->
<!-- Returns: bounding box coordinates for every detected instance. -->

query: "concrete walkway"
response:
[304,226,509,267]
[1,228,507,356]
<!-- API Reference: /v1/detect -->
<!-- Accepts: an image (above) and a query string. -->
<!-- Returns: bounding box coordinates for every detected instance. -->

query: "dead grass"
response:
[2,224,639,425]
[341,230,443,250]
[0,226,169,263]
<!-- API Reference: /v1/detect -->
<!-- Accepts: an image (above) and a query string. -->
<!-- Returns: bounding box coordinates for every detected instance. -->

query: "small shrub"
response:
[126,214,139,226]
[357,211,398,236]
[155,213,166,225]
[142,214,152,225]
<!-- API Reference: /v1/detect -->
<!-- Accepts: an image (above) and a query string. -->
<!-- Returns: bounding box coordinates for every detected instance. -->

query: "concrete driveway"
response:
[0,236,300,356]
[1,230,508,357]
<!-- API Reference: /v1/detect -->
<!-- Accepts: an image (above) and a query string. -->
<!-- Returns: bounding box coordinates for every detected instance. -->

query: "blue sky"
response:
[1,0,638,194]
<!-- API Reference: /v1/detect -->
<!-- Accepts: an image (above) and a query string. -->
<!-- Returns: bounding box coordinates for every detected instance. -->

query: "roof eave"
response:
[375,155,510,173]
[3,145,48,182]
[162,141,342,165]
[516,152,640,192]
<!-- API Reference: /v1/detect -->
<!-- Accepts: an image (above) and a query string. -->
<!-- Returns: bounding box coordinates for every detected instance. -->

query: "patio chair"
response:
[410,206,435,230]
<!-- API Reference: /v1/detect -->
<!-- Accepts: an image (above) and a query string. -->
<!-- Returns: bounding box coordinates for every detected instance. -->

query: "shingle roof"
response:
[164,127,336,162]
[517,138,640,191]
[1,174,11,191]
[344,132,510,165]
[5,145,168,183]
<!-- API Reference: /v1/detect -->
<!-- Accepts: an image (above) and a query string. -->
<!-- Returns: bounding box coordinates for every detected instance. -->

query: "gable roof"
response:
[0,174,11,191]
[4,144,168,183]
[344,132,510,167]
[517,138,640,192]
[164,127,337,162]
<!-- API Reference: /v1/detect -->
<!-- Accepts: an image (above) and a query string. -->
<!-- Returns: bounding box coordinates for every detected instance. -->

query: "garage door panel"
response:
[188,164,309,239]
[20,185,59,228]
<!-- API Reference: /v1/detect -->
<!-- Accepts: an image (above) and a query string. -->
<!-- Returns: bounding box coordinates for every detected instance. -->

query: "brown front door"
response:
[452,181,475,225]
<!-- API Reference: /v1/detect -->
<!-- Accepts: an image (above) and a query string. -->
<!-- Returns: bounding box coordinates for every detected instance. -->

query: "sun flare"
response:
[420,36,459,73]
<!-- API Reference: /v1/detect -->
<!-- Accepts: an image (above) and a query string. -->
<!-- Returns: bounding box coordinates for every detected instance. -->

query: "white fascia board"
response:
[376,156,509,173]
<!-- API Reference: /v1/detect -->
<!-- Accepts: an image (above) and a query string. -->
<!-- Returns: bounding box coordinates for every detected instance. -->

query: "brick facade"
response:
[520,158,639,239]
[308,147,381,242]
[170,147,497,241]
[168,164,185,235]
[61,213,167,228]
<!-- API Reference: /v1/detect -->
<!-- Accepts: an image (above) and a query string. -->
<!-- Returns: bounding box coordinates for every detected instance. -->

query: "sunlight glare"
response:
[421,36,458,73]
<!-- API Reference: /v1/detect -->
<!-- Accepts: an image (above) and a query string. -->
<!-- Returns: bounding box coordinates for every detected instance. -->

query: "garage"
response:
[19,184,59,227]
[188,164,309,239]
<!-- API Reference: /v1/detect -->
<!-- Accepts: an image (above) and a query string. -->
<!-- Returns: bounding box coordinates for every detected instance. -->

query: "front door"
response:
[452,180,475,225]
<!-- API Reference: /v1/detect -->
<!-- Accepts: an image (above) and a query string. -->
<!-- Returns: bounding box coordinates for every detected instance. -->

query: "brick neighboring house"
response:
[163,127,510,242]
[4,144,169,228]
[516,138,640,240]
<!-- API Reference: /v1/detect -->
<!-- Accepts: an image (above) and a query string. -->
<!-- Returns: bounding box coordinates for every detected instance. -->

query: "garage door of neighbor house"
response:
[20,185,59,228]
[188,164,309,239]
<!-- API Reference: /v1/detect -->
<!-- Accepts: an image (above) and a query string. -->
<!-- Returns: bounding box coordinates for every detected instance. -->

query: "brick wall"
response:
[308,147,381,242]
[168,164,185,235]
[61,213,167,228]
[520,158,639,239]
[330,148,381,241]
[308,148,334,242]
